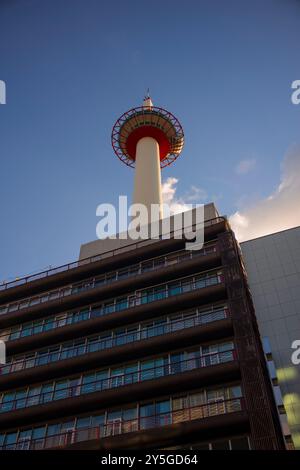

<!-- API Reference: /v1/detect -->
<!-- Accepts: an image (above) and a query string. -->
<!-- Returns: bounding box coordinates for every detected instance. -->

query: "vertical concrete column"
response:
[133,136,163,219]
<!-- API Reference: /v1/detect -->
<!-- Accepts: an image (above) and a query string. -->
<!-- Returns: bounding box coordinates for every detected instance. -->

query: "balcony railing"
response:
[0,349,236,414]
[0,306,229,376]
[0,217,225,292]
[1,270,224,344]
[0,243,217,316]
[0,397,244,450]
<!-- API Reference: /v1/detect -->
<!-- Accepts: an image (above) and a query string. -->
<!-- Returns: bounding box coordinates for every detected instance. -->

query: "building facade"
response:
[0,210,286,450]
[241,226,300,449]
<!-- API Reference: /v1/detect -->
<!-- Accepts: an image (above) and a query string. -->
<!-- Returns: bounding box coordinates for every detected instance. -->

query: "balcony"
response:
[0,307,231,379]
[0,349,237,416]
[1,269,225,351]
[0,243,219,325]
[0,217,227,304]
[0,397,245,450]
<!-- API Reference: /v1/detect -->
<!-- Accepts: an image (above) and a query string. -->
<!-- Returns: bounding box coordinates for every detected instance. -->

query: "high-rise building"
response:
[0,205,286,450]
[0,98,287,451]
[241,226,300,449]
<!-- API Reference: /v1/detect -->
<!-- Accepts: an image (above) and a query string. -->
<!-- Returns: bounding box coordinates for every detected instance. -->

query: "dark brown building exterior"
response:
[0,214,286,450]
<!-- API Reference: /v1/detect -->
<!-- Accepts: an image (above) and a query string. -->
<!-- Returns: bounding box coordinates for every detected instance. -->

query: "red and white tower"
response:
[112,95,184,219]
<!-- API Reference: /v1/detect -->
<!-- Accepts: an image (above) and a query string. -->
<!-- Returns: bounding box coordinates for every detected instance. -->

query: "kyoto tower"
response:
[111,94,184,219]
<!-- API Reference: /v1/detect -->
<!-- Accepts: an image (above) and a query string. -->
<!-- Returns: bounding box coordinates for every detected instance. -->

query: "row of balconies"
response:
[0,217,227,305]
[0,397,246,450]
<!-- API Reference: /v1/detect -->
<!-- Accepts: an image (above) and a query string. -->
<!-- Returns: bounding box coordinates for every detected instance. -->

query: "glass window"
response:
[115,329,126,346]
[156,400,171,426]
[123,407,137,421]
[54,381,69,400]
[1,392,15,412]
[140,402,155,418]
[111,368,124,388]
[41,383,54,403]
[82,374,96,394]
[76,417,91,429]
[33,321,43,334]
[15,390,27,409]
[168,282,181,296]
[87,338,99,353]
[44,319,54,331]
[5,432,18,445]
[46,424,61,436]
[20,326,32,337]
[32,427,46,440]
[95,370,109,390]
[27,386,41,406]
[228,386,242,398]
[91,305,103,318]
[36,352,49,366]
[10,326,21,340]
[104,303,115,314]
[91,415,105,427]
[115,298,128,312]
[262,336,272,355]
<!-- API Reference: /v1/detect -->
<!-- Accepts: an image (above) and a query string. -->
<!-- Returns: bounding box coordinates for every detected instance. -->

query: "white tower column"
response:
[133,136,163,219]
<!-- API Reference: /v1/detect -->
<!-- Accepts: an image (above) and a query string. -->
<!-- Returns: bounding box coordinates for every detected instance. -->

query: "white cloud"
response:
[235,158,256,175]
[162,177,207,215]
[230,145,300,241]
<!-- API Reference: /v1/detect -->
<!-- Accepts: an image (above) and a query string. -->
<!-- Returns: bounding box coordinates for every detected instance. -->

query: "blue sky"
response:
[0,0,299,282]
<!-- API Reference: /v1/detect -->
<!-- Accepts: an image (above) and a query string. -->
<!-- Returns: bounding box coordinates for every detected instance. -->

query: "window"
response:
[168,282,181,296]
[36,351,49,366]
[32,427,46,441]
[27,387,41,406]
[33,321,43,334]
[76,417,91,429]
[124,364,138,385]
[44,318,54,332]
[15,390,27,409]
[17,430,32,450]
[1,392,15,412]
[46,424,61,437]
[91,414,105,427]
[4,432,18,447]
[111,368,124,388]
[10,326,21,341]
[87,337,99,353]
[95,371,109,390]
[115,298,128,312]
[140,359,164,381]
[41,383,54,403]
[54,381,69,400]
[156,400,171,426]
[81,374,96,394]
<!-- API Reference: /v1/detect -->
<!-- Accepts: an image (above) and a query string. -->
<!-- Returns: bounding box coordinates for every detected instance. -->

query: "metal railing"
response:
[0,243,217,316]
[0,269,224,344]
[0,217,225,292]
[0,349,236,413]
[0,303,228,377]
[0,397,243,450]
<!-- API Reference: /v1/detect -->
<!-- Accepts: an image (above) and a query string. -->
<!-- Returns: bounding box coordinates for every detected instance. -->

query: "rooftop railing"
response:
[0,243,217,316]
[0,217,225,292]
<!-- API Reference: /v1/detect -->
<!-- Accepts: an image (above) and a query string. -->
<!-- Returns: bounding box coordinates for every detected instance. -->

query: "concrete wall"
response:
[241,227,300,448]
[79,203,219,260]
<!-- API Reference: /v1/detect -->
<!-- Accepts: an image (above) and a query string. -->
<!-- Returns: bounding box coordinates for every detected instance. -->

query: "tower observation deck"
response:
[111,96,184,219]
